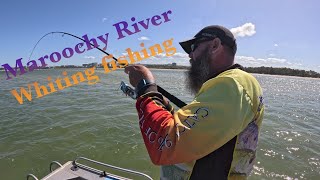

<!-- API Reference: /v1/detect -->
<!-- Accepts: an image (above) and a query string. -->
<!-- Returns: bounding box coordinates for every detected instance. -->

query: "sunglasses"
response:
[190,36,216,52]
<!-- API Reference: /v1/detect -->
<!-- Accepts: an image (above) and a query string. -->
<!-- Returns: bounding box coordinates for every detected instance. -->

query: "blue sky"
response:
[0,0,319,72]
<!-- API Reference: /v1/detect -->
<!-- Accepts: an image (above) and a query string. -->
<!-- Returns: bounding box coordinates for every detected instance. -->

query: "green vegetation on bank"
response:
[1,63,319,78]
[143,64,320,78]
[243,66,320,78]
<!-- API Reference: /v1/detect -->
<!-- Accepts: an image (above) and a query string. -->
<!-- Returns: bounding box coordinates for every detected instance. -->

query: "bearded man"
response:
[124,25,264,180]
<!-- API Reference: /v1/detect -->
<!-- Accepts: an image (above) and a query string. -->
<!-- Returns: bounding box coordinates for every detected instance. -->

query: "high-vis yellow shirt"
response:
[136,66,264,179]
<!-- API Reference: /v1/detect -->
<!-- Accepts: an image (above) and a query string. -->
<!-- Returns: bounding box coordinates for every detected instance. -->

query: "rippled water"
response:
[0,69,319,179]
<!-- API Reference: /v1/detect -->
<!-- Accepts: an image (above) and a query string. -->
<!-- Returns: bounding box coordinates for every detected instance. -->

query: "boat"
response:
[26,157,153,180]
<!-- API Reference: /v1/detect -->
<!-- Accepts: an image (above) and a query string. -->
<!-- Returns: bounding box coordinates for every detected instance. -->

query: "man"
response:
[124,25,264,180]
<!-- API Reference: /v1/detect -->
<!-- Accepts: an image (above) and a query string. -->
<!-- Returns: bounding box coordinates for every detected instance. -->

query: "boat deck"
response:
[27,157,152,180]
[41,161,130,180]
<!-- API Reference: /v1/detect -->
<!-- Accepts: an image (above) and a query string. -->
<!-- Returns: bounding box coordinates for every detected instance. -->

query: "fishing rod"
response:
[29,31,187,108]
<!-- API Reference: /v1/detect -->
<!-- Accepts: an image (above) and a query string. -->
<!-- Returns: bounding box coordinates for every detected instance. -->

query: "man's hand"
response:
[124,65,155,88]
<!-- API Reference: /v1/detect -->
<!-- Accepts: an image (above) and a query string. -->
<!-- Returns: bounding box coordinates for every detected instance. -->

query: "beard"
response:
[186,48,211,95]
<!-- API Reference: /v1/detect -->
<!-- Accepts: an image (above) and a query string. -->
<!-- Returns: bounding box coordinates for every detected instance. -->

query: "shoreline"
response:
[1,67,319,79]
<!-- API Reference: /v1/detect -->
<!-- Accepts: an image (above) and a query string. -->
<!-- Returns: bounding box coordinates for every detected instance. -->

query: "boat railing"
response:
[73,156,153,180]
[26,156,153,180]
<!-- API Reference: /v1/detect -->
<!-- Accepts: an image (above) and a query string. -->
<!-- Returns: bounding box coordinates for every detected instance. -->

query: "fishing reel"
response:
[119,81,137,99]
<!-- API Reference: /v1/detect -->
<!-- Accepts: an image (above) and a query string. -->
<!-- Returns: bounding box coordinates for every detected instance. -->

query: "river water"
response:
[0,69,319,179]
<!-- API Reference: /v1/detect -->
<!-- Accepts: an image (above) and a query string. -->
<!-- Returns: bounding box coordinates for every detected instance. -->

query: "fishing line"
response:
[29,31,187,108]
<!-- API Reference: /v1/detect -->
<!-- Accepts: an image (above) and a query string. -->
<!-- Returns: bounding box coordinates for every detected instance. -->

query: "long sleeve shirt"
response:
[136,66,264,180]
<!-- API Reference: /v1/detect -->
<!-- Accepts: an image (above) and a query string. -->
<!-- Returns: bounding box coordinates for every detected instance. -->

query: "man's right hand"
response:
[124,65,155,88]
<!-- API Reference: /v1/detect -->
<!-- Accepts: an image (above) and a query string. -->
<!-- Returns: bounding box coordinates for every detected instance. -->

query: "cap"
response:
[179,25,237,55]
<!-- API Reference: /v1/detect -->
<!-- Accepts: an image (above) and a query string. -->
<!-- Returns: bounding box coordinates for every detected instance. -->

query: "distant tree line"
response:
[144,63,188,70]
[143,64,320,78]
[1,64,319,78]
[243,66,320,78]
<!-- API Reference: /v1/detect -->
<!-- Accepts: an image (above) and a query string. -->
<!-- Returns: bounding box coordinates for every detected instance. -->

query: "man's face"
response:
[186,44,211,95]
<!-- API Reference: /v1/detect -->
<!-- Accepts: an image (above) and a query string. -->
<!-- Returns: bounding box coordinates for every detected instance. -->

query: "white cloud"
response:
[170,52,189,59]
[116,51,188,65]
[274,43,279,47]
[267,57,287,63]
[148,52,189,60]
[231,23,256,38]
[269,53,275,57]
[133,51,304,69]
[138,52,189,65]
[102,18,108,22]
[138,36,150,41]
[235,55,304,68]
[84,56,96,59]
[115,49,316,72]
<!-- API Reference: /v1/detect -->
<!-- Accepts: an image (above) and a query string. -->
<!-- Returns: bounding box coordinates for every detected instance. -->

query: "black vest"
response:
[190,64,244,180]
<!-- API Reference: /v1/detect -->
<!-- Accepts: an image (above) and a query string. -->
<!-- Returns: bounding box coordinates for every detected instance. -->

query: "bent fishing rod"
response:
[29,31,187,108]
